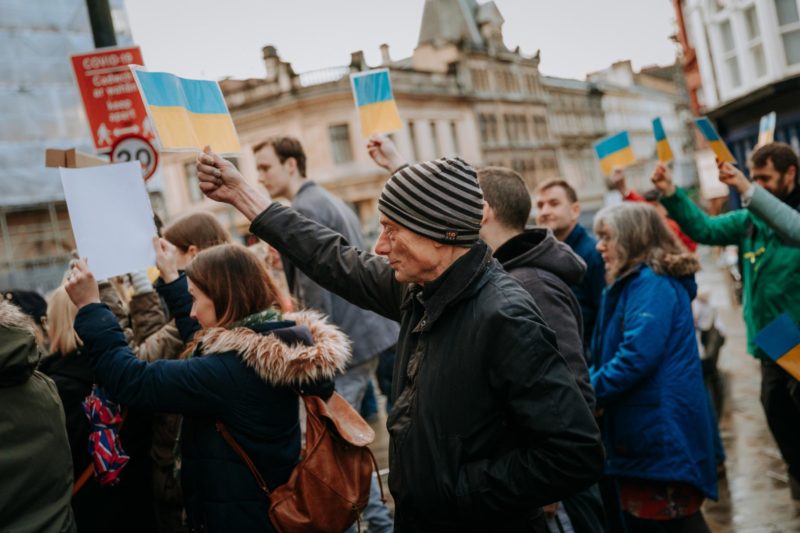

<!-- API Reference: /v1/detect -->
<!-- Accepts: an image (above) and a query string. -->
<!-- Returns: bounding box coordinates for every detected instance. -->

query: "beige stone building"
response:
[159,0,563,237]
[542,76,608,207]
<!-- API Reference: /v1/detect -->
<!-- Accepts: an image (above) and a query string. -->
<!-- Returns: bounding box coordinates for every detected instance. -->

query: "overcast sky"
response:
[123,0,679,81]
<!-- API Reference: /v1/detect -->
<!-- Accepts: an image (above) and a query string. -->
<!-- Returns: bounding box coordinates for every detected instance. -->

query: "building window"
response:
[407,121,420,161]
[479,114,489,144]
[775,0,800,65]
[504,115,514,145]
[429,121,441,157]
[532,116,548,139]
[488,115,499,145]
[184,161,203,203]
[449,121,460,155]
[328,124,353,164]
[471,68,489,91]
[525,74,537,94]
[744,6,768,78]
[718,19,742,87]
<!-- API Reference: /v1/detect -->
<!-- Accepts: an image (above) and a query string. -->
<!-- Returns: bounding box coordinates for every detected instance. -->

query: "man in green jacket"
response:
[651,142,800,500]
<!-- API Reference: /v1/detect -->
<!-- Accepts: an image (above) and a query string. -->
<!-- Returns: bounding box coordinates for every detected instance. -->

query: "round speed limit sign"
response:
[110,135,159,181]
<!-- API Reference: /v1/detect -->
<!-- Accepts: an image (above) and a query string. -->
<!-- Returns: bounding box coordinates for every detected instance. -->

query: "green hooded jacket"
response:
[0,302,75,533]
[661,187,800,359]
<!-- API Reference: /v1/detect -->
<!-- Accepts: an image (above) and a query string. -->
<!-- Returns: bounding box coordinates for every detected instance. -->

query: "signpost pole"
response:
[85,0,117,48]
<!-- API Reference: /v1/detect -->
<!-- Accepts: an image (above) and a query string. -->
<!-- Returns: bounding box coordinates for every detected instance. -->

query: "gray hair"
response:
[593,202,699,281]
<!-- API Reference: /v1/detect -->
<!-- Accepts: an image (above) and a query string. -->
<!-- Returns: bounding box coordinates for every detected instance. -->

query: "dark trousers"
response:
[760,359,800,481]
[623,511,710,533]
[561,483,607,532]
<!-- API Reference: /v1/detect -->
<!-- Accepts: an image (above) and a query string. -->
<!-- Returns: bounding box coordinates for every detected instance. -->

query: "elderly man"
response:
[195,146,603,531]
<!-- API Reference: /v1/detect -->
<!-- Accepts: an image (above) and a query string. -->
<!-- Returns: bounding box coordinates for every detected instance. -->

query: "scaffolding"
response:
[0,0,153,291]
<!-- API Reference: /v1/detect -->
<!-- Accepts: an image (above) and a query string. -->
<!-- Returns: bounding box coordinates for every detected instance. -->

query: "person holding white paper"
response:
[59,162,156,282]
[64,244,348,533]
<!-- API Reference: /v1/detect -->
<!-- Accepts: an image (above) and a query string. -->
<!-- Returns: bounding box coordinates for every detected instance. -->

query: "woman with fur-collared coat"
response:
[65,243,350,533]
[591,203,718,532]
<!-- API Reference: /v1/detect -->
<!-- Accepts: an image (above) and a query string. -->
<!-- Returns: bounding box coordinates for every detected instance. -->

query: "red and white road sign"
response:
[71,46,155,152]
[111,135,159,181]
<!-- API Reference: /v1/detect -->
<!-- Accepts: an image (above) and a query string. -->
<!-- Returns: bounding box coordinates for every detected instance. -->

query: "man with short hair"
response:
[478,166,606,532]
[652,141,800,500]
[536,180,606,358]
[195,144,604,531]
[478,167,592,407]
[252,136,398,530]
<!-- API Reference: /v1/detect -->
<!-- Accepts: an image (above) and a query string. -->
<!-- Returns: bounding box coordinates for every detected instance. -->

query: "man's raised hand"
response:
[717,161,751,195]
[650,162,677,197]
[196,146,272,220]
[367,134,407,173]
[196,146,248,204]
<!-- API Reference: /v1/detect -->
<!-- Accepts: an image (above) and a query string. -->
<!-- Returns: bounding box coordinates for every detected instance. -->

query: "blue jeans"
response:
[337,360,394,533]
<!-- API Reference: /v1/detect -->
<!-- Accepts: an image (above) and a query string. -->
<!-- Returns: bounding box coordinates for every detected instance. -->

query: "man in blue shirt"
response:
[536,180,606,360]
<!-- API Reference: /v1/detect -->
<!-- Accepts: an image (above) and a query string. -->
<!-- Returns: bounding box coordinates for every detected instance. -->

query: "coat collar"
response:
[196,310,351,386]
[411,241,494,332]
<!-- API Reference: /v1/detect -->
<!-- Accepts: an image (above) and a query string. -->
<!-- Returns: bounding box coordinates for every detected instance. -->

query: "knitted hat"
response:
[378,157,484,245]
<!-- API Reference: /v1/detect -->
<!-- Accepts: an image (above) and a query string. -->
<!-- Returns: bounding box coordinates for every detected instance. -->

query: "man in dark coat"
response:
[195,145,604,532]
[478,166,607,532]
[535,180,606,360]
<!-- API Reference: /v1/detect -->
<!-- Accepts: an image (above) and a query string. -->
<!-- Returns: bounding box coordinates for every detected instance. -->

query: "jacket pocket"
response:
[610,404,665,459]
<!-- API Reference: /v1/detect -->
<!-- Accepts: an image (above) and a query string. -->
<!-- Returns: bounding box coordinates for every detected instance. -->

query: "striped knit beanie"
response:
[378,157,484,245]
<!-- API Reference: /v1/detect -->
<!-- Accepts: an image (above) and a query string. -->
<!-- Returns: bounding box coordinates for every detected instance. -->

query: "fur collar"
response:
[0,301,37,336]
[196,310,351,386]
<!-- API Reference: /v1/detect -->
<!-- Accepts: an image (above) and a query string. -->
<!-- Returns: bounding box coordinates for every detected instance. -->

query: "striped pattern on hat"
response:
[378,157,484,245]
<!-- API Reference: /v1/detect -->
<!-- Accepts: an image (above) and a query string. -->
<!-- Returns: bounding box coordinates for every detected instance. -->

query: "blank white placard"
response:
[60,161,157,281]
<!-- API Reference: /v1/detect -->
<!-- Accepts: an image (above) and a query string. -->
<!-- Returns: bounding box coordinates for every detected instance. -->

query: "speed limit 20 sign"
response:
[111,135,159,181]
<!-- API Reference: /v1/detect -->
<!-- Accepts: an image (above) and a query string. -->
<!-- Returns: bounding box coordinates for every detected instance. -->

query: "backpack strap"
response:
[215,420,271,496]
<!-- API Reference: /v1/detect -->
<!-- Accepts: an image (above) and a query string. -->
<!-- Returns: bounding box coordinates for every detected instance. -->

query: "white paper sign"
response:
[695,149,730,200]
[60,161,157,280]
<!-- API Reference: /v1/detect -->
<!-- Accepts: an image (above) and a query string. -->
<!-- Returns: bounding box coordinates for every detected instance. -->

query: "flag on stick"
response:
[594,131,635,176]
[652,117,674,162]
[695,117,735,163]
[132,68,240,154]
[350,69,402,138]
[757,111,777,147]
[755,313,800,381]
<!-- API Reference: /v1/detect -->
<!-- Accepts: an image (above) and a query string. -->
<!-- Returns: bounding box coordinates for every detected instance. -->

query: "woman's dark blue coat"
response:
[74,275,349,533]
[590,264,718,500]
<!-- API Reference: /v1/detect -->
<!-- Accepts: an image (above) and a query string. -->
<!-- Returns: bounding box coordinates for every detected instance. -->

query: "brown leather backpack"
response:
[216,392,384,533]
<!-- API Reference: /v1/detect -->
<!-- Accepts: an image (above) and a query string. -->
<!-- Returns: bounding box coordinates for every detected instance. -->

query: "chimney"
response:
[350,50,366,72]
[262,45,280,81]
[380,43,391,66]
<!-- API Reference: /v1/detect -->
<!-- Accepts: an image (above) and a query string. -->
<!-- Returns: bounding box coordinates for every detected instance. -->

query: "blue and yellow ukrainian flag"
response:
[594,131,635,176]
[652,117,674,162]
[694,117,734,163]
[755,313,800,381]
[350,69,402,138]
[757,111,776,147]
[132,68,240,154]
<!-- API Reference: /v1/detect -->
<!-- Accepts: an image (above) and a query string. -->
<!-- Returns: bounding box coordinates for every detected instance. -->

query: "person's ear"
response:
[285,157,298,176]
[787,164,797,183]
[187,244,199,258]
[481,201,493,226]
[571,201,581,220]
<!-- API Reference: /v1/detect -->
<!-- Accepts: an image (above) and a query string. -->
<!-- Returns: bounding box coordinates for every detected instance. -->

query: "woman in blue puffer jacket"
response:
[591,202,717,532]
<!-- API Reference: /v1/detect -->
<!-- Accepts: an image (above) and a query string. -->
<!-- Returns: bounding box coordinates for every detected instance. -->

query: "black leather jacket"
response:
[251,203,604,532]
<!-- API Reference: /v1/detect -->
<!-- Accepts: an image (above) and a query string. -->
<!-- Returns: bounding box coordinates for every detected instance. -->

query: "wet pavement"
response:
[696,248,800,532]
[367,246,800,531]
